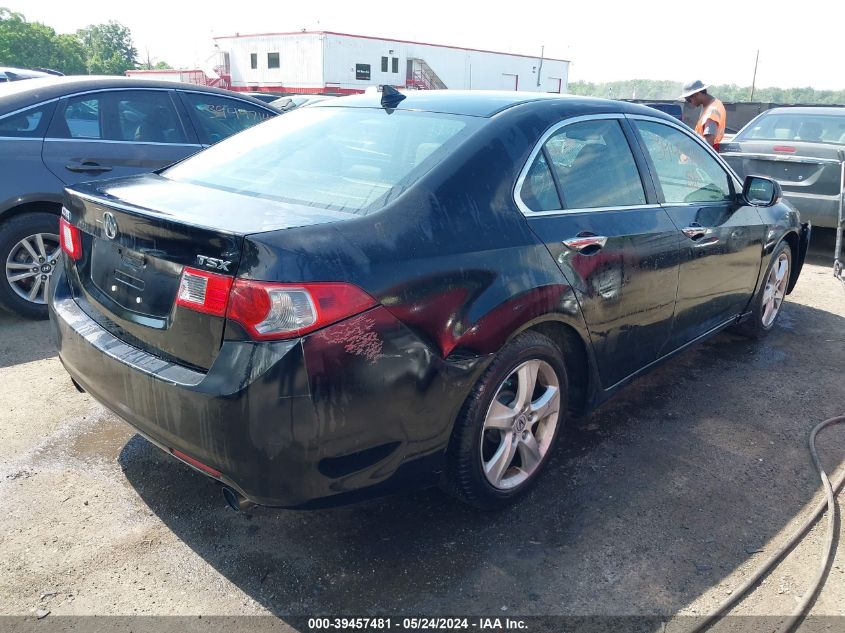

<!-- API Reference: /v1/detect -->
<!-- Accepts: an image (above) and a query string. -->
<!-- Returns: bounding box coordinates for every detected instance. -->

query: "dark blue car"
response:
[0,76,277,318]
[51,90,808,510]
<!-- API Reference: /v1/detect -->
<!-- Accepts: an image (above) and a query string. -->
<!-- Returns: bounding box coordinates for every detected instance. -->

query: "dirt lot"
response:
[1,231,843,631]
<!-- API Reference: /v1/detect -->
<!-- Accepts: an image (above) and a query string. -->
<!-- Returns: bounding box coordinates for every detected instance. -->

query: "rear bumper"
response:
[50,267,486,507]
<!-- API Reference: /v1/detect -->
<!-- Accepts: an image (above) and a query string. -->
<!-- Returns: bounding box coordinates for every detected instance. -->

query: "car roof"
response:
[761,106,845,117]
[0,76,275,116]
[313,89,677,120]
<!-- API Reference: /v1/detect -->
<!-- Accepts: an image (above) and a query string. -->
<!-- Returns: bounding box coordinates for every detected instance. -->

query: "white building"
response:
[207,31,569,95]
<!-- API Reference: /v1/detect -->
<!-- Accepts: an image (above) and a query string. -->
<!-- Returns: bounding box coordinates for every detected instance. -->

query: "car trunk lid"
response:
[62,174,353,370]
[721,140,843,196]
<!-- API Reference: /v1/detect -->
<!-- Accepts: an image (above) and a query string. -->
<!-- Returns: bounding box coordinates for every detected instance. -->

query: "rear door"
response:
[518,115,681,388]
[42,89,202,184]
[629,117,765,350]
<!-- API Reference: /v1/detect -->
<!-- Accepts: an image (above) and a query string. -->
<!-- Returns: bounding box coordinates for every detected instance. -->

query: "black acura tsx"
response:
[49,89,810,510]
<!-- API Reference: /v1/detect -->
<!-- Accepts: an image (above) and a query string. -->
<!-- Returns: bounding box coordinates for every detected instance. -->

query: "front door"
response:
[629,118,765,350]
[518,116,681,388]
[42,89,201,186]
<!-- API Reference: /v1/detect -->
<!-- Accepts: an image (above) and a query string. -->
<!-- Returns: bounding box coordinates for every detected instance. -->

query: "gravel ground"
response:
[1,231,843,631]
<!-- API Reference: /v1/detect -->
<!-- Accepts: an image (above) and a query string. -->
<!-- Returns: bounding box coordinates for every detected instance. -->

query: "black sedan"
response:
[50,89,809,510]
[0,76,277,319]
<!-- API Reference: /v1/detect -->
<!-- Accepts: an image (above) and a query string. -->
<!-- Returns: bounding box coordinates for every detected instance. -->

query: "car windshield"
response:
[164,106,479,214]
[737,112,845,145]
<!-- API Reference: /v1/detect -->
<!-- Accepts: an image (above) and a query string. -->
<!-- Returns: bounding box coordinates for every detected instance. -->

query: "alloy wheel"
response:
[5,233,61,305]
[761,252,789,328]
[480,359,561,490]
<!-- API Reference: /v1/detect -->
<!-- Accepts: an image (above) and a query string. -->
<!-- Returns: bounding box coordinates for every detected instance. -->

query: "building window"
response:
[267,52,280,69]
[381,57,388,72]
[250,53,257,70]
[392,57,399,73]
[355,64,371,81]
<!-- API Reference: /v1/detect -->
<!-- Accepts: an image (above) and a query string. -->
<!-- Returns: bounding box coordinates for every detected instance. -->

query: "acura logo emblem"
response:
[103,212,118,240]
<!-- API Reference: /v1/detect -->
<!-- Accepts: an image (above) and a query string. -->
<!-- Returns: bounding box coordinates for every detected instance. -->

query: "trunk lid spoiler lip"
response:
[720,151,842,166]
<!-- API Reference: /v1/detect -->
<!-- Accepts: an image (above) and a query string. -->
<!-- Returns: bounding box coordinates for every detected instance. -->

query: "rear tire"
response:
[0,212,61,320]
[444,331,568,510]
[734,241,792,339]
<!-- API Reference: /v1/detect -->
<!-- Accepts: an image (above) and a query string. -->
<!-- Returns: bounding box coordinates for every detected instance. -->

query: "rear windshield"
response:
[164,106,480,214]
[738,112,845,145]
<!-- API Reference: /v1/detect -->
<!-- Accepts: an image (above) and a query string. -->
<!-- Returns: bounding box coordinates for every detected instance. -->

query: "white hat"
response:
[679,80,709,99]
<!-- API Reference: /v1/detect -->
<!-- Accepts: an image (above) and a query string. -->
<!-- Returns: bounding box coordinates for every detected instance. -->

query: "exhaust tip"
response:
[222,486,256,513]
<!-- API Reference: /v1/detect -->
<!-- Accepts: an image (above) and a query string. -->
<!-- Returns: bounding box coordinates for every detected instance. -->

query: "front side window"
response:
[164,107,479,214]
[0,102,56,138]
[634,120,732,204]
[267,52,280,69]
[524,119,646,210]
[181,93,274,144]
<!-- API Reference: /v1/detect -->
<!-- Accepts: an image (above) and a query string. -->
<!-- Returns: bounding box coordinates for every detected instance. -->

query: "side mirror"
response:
[742,175,782,207]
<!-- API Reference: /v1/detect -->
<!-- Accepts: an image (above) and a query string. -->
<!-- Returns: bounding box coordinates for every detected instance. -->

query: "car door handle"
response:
[562,232,608,254]
[682,224,708,240]
[65,162,113,173]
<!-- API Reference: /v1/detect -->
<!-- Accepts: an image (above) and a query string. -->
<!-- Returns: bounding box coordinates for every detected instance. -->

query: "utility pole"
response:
[536,45,544,88]
[749,49,760,101]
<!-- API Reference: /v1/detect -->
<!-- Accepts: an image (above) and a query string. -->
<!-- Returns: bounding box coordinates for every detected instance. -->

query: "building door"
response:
[501,73,518,90]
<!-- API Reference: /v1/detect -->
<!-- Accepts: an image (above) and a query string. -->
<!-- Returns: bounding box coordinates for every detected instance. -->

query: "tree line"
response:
[0,7,170,75]
[569,79,845,105]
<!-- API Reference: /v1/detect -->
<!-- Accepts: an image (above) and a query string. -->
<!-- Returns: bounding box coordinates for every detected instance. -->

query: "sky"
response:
[5,0,845,90]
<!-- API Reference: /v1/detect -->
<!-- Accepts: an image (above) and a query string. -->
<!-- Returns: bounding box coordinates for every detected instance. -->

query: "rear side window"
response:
[114,91,187,143]
[0,102,56,138]
[52,91,187,143]
[63,97,101,139]
[523,119,646,210]
[520,151,561,212]
[181,93,274,145]
[164,107,479,214]
[634,120,732,204]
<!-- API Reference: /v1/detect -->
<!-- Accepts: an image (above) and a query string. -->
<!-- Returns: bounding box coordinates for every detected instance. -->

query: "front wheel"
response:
[734,241,792,339]
[444,331,568,510]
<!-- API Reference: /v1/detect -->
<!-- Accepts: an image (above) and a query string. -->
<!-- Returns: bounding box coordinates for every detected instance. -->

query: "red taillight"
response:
[773,145,796,153]
[227,280,377,340]
[170,448,221,477]
[59,217,83,261]
[175,267,233,317]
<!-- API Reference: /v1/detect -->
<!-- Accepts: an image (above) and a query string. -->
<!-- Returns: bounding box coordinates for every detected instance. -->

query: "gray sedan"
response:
[720,107,845,229]
[0,76,277,318]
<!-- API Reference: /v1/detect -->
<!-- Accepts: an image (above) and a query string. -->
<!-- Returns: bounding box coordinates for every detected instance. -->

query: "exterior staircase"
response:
[405,58,447,90]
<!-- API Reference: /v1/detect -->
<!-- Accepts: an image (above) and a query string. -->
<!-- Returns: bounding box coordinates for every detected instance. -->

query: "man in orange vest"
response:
[680,80,726,148]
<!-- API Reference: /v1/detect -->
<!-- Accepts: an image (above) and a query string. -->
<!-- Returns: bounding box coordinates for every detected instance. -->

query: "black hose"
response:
[687,415,845,633]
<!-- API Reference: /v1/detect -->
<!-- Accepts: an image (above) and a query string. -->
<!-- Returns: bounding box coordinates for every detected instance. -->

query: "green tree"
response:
[0,7,58,69]
[50,33,86,74]
[569,79,845,105]
[76,20,137,75]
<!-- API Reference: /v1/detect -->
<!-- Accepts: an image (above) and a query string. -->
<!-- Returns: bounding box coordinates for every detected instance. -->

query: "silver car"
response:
[720,106,845,229]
